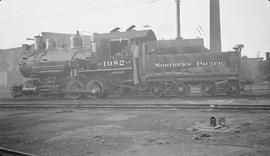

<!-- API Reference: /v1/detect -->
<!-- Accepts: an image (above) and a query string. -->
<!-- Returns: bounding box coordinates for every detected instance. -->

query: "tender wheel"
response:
[183,84,191,96]
[66,80,83,99]
[201,84,207,96]
[208,86,217,96]
[136,82,150,92]
[225,84,240,96]
[150,82,165,97]
[177,84,190,97]
[86,80,104,99]
[225,85,233,96]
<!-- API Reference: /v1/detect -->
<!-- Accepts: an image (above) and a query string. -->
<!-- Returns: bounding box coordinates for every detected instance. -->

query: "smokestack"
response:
[175,0,182,39]
[210,0,221,52]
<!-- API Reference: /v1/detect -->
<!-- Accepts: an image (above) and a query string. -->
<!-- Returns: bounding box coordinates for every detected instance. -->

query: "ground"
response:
[1,102,270,156]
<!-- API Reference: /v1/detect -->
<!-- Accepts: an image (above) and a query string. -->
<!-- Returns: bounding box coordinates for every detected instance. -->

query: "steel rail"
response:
[0,103,270,110]
[1,90,270,103]
[0,147,35,156]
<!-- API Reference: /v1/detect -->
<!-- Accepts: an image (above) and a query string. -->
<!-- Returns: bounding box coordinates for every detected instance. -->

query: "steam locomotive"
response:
[11,27,250,98]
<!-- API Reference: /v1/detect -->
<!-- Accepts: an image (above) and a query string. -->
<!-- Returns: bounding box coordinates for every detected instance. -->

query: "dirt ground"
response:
[1,107,270,156]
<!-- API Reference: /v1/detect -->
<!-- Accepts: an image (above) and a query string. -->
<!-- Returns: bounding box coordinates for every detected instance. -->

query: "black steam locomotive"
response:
[11,27,251,98]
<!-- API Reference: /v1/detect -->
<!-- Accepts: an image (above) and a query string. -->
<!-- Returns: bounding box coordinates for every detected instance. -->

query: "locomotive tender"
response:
[11,28,247,98]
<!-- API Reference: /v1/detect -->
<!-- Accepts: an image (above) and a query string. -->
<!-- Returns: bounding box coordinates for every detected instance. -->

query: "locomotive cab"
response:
[93,29,156,58]
[72,28,157,98]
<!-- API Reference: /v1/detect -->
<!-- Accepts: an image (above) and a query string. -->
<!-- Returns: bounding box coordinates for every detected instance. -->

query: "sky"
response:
[0,0,270,58]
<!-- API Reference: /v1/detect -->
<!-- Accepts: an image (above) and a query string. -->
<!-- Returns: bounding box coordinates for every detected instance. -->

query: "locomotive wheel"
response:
[183,84,191,96]
[150,82,165,97]
[66,80,83,99]
[10,87,17,98]
[119,86,130,95]
[86,80,104,99]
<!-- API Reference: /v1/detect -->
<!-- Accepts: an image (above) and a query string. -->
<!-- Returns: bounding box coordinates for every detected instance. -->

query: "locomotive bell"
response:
[34,36,42,52]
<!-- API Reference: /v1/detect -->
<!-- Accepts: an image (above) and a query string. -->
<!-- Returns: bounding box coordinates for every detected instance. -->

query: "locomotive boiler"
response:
[11,31,92,97]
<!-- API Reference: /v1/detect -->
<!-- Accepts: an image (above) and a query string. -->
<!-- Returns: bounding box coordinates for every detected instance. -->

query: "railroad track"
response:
[1,103,270,110]
[0,147,34,156]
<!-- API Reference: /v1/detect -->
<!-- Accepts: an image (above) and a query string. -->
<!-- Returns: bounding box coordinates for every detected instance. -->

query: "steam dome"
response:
[71,31,83,48]
[46,38,57,51]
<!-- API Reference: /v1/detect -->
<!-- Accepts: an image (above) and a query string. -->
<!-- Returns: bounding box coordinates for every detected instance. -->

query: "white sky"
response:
[0,0,270,58]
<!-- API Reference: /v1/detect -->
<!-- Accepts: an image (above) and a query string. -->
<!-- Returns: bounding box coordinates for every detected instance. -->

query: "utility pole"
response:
[175,0,182,39]
[210,0,221,52]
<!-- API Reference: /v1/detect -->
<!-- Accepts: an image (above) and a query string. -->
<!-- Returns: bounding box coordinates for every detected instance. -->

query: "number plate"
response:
[97,58,132,69]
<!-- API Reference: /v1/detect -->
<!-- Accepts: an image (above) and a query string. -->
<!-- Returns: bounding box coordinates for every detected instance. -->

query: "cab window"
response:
[110,39,128,56]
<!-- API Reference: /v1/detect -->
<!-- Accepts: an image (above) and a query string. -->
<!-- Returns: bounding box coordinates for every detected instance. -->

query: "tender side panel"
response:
[144,51,240,81]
